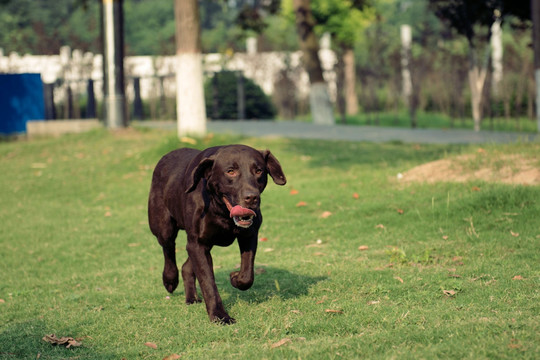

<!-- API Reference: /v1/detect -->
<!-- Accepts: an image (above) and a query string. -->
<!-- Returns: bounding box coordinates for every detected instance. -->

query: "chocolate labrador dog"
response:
[148,145,286,324]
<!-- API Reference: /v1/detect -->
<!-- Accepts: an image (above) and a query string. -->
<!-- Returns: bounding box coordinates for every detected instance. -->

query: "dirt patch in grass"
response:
[401,152,540,185]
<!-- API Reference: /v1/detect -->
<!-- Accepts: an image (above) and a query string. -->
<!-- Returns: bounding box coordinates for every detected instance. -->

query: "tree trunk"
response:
[335,49,346,123]
[490,17,503,97]
[293,0,334,125]
[174,0,206,137]
[343,47,358,115]
[467,40,489,132]
[400,25,413,108]
[468,64,487,131]
[532,0,540,132]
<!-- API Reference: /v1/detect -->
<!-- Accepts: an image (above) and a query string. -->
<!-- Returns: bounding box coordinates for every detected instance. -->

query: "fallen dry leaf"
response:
[42,334,82,348]
[296,201,307,207]
[271,338,291,349]
[394,276,404,283]
[259,237,268,242]
[471,186,481,192]
[163,354,181,360]
[180,136,197,145]
[144,342,158,349]
[442,235,449,240]
[358,245,369,251]
[512,275,524,280]
[443,289,456,297]
[367,300,380,305]
[397,208,404,215]
[104,211,112,217]
[320,211,332,218]
[375,224,385,229]
[255,267,266,274]
[510,231,519,237]
[352,193,359,199]
[325,309,344,314]
[0,299,5,303]
[289,189,299,195]
[313,252,326,256]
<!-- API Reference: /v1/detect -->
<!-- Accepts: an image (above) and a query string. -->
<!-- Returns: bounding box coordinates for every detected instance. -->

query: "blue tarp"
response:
[0,73,45,135]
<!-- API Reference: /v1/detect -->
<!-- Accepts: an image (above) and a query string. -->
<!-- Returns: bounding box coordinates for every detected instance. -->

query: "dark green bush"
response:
[205,71,276,120]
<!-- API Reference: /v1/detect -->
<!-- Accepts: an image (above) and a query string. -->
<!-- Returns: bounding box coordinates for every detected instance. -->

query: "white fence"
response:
[0,46,337,109]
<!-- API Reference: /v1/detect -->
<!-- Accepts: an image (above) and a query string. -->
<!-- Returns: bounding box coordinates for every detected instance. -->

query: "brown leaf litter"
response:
[42,334,82,348]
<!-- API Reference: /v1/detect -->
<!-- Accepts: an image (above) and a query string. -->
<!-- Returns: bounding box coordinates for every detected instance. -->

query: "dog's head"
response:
[186,145,286,228]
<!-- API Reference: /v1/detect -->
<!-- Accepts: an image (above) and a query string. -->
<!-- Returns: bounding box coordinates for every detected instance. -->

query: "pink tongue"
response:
[230,205,256,218]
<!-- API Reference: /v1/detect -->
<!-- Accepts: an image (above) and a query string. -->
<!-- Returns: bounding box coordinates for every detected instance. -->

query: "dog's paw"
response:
[162,263,179,293]
[163,280,178,294]
[211,312,236,325]
[230,271,253,291]
[185,297,202,305]
[162,271,179,294]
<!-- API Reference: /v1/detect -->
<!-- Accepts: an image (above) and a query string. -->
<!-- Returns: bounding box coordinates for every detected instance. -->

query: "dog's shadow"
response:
[215,266,327,305]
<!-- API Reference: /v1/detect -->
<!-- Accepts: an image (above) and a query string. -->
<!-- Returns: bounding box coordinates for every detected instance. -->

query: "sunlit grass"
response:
[1,128,538,359]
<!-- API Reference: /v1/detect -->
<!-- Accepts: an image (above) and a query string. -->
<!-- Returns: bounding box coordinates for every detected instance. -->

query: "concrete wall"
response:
[0,47,337,104]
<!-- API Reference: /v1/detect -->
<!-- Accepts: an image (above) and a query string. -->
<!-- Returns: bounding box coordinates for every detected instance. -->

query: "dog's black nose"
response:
[243,193,259,206]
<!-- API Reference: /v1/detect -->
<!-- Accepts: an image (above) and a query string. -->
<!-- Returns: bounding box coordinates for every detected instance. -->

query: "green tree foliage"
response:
[428,0,531,45]
[0,0,99,54]
[124,0,175,55]
[202,0,296,53]
[281,0,374,49]
[233,0,281,33]
[200,0,245,53]
[428,0,532,130]
[311,0,374,48]
[0,0,296,55]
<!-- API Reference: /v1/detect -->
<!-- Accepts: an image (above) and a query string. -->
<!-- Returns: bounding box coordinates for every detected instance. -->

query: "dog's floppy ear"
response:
[261,150,286,185]
[186,156,215,193]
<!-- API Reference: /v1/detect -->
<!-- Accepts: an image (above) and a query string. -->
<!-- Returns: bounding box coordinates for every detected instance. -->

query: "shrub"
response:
[205,71,276,120]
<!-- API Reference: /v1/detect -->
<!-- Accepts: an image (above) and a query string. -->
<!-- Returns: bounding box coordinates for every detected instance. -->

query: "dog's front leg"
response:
[186,241,234,324]
[230,235,257,291]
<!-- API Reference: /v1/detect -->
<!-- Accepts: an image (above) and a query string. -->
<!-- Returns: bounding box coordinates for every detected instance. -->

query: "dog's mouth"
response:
[223,197,256,228]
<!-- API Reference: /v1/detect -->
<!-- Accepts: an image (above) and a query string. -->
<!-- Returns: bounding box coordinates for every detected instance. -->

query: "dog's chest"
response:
[196,216,237,247]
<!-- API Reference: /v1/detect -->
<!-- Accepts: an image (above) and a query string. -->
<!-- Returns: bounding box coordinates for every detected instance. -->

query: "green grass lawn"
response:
[1,128,539,359]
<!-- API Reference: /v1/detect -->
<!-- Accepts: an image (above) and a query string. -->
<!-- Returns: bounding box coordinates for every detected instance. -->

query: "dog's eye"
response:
[226,169,237,176]
[255,168,263,175]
